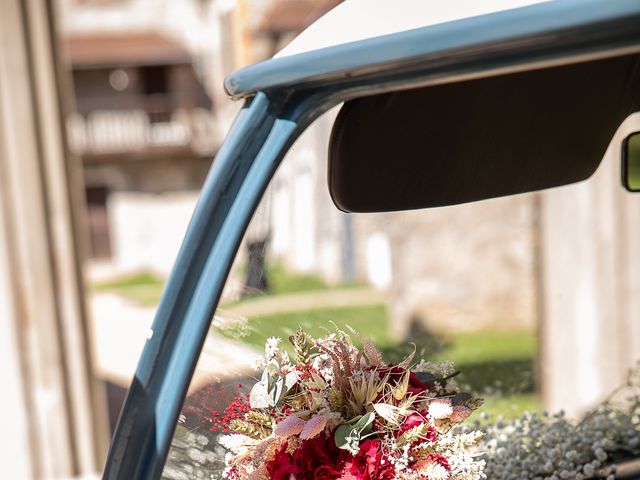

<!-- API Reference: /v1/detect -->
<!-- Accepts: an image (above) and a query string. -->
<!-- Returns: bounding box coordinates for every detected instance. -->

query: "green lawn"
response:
[92,270,540,418]
[224,304,391,352]
[265,263,331,295]
[226,303,540,419]
[89,264,335,306]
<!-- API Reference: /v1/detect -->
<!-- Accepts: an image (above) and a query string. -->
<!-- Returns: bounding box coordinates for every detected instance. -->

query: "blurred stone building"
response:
[59,0,249,278]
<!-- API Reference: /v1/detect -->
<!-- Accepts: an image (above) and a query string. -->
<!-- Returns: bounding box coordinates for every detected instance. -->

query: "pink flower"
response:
[275,415,305,437]
[415,454,450,480]
[300,415,327,440]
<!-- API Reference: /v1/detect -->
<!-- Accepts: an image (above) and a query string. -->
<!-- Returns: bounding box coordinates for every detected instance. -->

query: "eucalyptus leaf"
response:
[334,423,354,450]
[250,379,275,409]
[284,370,299,390]
[334,412,375,451]
[271,378,285,404]
[352,412,375,433]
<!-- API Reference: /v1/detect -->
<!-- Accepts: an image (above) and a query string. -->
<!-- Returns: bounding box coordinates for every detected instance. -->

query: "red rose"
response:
[296,435,349,479]
[314,465,342,480]
[267,434,350,480]
[267,442,301,480]
[349,440,395,480]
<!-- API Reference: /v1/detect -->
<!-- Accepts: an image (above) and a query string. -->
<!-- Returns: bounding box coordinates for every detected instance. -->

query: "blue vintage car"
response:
[103,1,640,478]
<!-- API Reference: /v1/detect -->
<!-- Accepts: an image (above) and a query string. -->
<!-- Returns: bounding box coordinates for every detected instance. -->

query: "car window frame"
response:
[103,2,640,478]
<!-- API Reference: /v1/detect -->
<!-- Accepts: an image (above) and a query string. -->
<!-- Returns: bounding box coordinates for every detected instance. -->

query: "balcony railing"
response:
[67,95,219,157]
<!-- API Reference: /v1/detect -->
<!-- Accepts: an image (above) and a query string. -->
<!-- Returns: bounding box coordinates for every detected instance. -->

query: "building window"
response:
[141,65,171,123]
[85,186,112,259]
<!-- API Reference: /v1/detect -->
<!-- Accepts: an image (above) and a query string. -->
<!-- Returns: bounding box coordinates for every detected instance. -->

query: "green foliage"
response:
[265,263,330,295]
[334,412,375,453]
[233,305,391,353]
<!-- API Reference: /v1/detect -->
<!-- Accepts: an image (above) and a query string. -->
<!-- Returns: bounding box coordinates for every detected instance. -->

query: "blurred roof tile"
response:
[65,32,190,68]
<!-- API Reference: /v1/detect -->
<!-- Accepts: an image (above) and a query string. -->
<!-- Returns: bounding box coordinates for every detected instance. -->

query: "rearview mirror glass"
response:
[623,132,640,192]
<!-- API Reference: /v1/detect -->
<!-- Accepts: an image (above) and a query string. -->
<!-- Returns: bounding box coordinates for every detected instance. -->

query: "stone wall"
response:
[540,114,640,416]
[354,196,538,338]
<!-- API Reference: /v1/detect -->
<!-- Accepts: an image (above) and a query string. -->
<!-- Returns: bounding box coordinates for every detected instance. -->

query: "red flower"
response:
[314,465,343,480]
[396,412,436,443]
[266,434,350,480]
[414,454,451,478]
[429,454,450,470]
[378,366,428,396]
[348,440,395,480]
[267,442,301,480]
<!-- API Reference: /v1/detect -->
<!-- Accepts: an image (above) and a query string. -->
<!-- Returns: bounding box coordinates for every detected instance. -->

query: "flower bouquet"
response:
[214,328,486,480]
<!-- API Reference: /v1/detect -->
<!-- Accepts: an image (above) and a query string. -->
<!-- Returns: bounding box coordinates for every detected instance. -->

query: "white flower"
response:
[265,336,281,358]
[279,350,291,365]
[428,398,453,420]
[312,353,333,378]
[250,356,266,371]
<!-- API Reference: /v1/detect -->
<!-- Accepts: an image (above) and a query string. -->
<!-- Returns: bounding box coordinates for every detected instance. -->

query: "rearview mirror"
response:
[623,132,640,192]
[328,55,640,213]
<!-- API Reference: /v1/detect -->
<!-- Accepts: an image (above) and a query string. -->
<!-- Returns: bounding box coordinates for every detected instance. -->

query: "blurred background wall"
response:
[0,0,107,477]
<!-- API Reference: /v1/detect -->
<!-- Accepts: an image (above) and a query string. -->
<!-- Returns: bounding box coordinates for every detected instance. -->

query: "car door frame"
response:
[103,1,640,478]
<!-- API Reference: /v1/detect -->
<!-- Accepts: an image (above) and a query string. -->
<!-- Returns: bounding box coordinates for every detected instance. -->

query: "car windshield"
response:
[157,108,640,480]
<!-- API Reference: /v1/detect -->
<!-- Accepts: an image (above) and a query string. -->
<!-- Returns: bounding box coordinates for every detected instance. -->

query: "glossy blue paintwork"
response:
[225,0,640,101]
[103,1,640,478]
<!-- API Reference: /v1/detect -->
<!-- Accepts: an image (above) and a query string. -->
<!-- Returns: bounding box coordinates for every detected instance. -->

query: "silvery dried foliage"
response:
[464,363,640,480]
[163,425,226,480]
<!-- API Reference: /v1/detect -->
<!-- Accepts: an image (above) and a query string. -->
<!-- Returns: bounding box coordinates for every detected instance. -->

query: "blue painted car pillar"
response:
[103,92,310,480]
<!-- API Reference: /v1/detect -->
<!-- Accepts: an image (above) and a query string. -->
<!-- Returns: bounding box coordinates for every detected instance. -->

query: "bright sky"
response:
[276,0,549,58]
